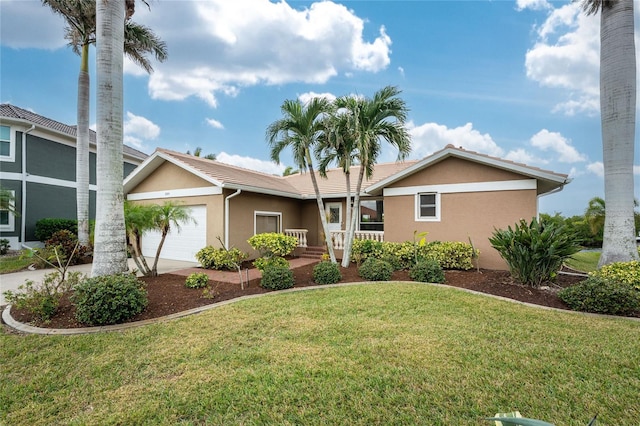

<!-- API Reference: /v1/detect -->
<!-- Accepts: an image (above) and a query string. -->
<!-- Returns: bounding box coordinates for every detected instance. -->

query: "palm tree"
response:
[331,86,411,267]
[582,0,639,266]
[282,166,299,176]
[124,200,155,274]
[267,97,337,263]
[317,102,358,264]
[149,202,194,276]
[584,196,606,236]
[92,0,127,276]
[190,147,216,160]
[43,0,167,247]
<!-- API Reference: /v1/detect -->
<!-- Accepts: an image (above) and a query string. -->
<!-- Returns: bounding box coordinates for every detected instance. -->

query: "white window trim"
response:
[254,210,282,235]
[415,192,441,222]
[0,190,16,231]
[0,124,16,162]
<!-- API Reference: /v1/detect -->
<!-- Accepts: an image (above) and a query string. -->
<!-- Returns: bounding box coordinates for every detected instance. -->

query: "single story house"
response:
[0,104,148,248]
[124,144,570,270]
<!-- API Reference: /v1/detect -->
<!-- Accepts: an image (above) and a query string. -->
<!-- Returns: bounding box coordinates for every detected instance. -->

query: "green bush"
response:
[260,264,294,290]
[313,261,342,285]
[185,272,210,289]
[409,259,445,283]
[420,241,477,270]
[248,233,298,257]
[196,246,248,270]
[3,271,82,322]
[590,260,640,291]
[45,230,89,266]
[559,277,640,316]
[489,217,582,287]
[72,274,148,326]
[34,218,78,242]
[358,258,393,281]
[253,256,289,272]
[350,239,476,270]
[0,238,9,255]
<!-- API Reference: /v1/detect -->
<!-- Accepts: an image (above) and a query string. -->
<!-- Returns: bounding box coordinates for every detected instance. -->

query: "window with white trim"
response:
[0,125,15,161]
[0,190,16,231]
[416,192,440,221]
[359,199,384,231]
[254,211,282,234]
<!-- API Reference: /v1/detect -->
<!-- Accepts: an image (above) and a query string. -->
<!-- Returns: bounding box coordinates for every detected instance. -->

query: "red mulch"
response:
[8,263,591,329]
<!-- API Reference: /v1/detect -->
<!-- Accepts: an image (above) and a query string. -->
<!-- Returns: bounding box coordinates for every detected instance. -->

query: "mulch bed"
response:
[6,262,594,330]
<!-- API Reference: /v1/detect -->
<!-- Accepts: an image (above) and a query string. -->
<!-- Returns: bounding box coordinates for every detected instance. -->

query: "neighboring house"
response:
[124,145,570,270]
[0,104,147,249]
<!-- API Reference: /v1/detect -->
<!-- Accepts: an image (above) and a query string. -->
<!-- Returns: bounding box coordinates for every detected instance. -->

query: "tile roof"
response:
[0,103,148,161]
[156,148,418,198]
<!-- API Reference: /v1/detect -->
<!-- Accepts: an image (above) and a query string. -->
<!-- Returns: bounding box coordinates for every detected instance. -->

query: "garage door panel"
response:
[142,205,206,262]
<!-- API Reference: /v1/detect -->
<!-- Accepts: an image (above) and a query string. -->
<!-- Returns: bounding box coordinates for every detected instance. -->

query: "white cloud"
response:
[524,3,600,115]
[123,112,160,150]
[587,161,604,177]
[504,148,548,165]
[206,118,224,129]
[216,152,285,176]
[516,0,551,12]
[0,1,66,49]
[398,66,405,77]
[407,121,504,159]
[635,165,640,175]
[530,129,587,163]
[298,92,337,105]
[134,0,391,107]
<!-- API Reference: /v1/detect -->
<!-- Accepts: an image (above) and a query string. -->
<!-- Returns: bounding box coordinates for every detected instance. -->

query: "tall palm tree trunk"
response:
[76,43,90,246]
[342,170,352,267]
[307,155,336,263]
[92,0,128,276]
[342,161,366,267]
[599,0,639,266]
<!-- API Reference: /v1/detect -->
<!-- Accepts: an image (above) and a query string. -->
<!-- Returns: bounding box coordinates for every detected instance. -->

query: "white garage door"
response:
[141,205,207,262]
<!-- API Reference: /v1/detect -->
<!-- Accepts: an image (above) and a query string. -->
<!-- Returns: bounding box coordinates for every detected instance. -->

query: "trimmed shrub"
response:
[34,218,78,242]
[410,259,445,283]
[248,233,298,258]
[260,264,294,290]
[358,258,393,281]
[313,261,342,285]
[3,271,82,322]
[253,256,289,272]
[558,277,640,316]
[420,241,477,270]
[72,274,148,326]
[590,261,640,291]
[196,246,248,270]
[489,217,581,287]
[45,230,89,266]
[350,239,384,265]
[185,272,209,289]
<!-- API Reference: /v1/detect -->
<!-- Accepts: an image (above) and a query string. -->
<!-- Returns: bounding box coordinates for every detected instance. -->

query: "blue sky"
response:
[1,0,638,217]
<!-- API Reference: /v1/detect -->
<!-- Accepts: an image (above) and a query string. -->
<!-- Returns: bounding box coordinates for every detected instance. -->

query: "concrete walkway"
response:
[0,258,199,306]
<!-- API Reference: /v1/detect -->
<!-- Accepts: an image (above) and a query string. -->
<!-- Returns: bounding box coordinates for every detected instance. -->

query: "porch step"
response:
[300,246,326,260]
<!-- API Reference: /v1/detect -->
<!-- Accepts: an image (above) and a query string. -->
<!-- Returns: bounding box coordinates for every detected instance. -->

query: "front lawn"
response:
[0,253,32,274]
[565,251,600,273]
[2,283,639,425]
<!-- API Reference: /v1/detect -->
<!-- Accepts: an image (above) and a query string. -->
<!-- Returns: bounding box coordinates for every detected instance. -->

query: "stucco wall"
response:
[384,157,539,270]
[126,162,225,252]
[227,191,303,258]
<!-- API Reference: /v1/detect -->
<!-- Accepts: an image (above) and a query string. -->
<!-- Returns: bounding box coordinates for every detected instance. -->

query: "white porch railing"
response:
[330,230,384,250]
[284,229,308,248]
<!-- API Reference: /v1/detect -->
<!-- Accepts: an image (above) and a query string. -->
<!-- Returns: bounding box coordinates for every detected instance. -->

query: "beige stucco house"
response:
[123,144,570,270]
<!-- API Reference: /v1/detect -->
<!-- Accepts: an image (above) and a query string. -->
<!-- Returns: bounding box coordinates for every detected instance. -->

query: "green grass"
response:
[565,251,600,273]
[2,283,639,425]
[0,253,32,274]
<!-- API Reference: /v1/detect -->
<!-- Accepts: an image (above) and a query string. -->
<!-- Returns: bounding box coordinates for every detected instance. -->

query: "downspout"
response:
[224,189,241,248]
[21,125,35,246]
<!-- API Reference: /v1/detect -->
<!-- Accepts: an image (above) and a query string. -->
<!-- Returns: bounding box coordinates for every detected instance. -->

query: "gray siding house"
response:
[0,104,147,249]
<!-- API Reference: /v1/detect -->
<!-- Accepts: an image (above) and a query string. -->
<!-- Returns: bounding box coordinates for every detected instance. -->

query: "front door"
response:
[326,202,342,232]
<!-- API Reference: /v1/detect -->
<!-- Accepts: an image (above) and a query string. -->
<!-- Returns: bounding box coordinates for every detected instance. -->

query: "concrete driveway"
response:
[0,258,199,306]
